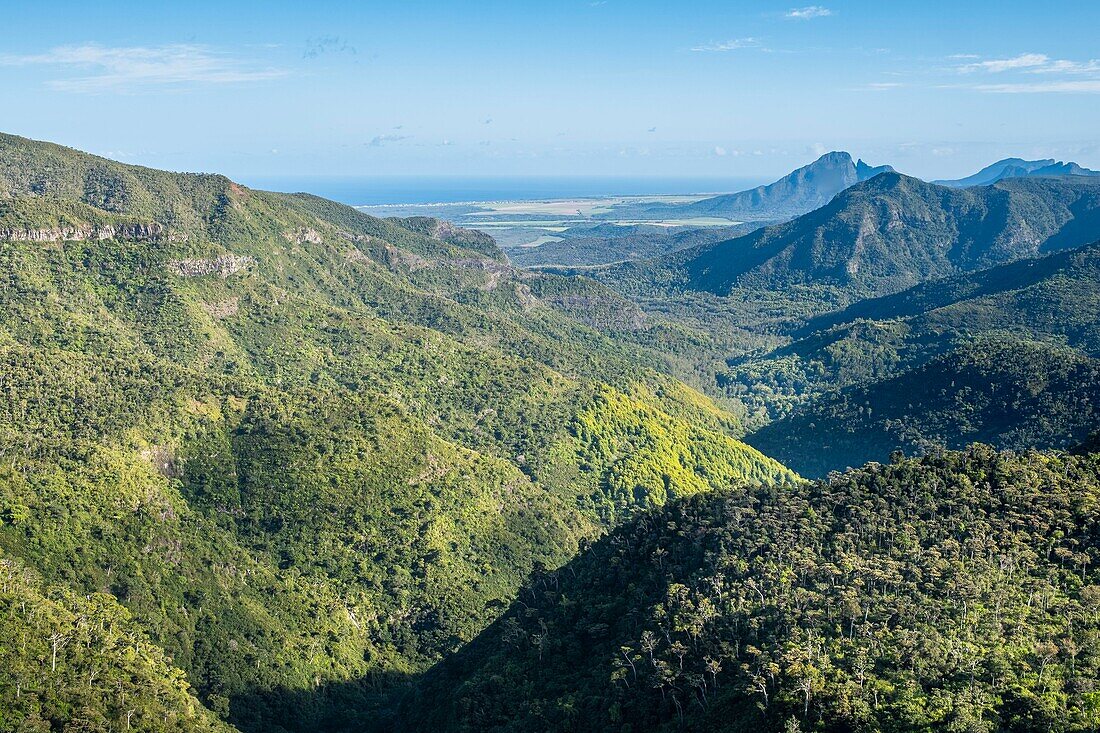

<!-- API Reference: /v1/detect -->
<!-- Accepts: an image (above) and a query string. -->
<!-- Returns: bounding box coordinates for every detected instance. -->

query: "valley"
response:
[1,137,1099,733]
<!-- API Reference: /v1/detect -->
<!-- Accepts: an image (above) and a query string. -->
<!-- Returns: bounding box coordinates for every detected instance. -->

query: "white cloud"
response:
[691,38,763,52]
[957,53,1050,74]
[1037,59,1100,74]
[713,146,728,156]
[0,44,285,92]
[975,80,1100,94]
[949,51,1100,93]
[785,6,832,20]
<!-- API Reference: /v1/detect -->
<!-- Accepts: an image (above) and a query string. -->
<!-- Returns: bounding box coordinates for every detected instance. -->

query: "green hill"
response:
[402,445,1100,733]
[719,239,1100,424]
[746,339,1100,477]
[0,133,793,732]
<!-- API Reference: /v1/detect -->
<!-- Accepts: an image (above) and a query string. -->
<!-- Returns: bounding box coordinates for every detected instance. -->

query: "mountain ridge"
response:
[936,156,1100,187]
[671,150,894,221]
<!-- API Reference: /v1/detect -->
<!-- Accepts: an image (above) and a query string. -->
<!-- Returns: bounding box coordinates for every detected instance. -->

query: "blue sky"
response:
[2,0,1099,182]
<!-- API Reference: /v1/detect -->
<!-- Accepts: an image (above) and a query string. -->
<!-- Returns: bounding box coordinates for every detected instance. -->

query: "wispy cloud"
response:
[691,37,764,52]
[0,44,285,92]
[975,80,1100,94]
[957,52,1050,73]
[950,52,1100,93]
[785,6,832,19]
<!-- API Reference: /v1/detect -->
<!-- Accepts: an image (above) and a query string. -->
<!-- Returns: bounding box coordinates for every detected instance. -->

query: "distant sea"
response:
[236,175,767,206]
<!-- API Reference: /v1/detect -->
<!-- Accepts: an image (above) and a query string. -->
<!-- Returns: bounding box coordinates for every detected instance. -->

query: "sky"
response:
[2,0,1099,184]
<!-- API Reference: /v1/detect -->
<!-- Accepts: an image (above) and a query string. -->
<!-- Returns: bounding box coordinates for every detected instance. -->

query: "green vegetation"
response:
[747,338,1100,477]
[593,173,1100,306]
[507,223,761,268]
[3,131,1100,733]
[405,445,1100,733]
[0,132,790,731]
[0,555,232,733]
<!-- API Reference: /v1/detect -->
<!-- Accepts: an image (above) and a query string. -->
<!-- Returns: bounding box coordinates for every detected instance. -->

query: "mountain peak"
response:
[675,151,893,221]
[812,150,855,166]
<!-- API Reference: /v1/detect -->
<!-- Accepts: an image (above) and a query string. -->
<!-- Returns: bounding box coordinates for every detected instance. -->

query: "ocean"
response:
[235,175,767,206]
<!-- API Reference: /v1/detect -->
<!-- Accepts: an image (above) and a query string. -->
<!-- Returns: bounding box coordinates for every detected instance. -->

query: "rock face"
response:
[0,221,164,242]
[169,254,254,278]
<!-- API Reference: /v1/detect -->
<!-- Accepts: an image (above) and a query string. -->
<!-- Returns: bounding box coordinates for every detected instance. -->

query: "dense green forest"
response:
[2,132,1100,733]
[746,338,1100,476]
[404,445,1100,733]
[0,133,791,732]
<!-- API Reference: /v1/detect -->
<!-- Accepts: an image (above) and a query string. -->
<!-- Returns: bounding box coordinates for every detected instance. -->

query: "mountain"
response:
[798,237,1100,354]
[0,133,794,732]
[719,238,1100,421]
[716,240,1100,475]
[937,157,1100,187]
[1032,161,1100,178]
[401,445,1100,733]
[671,151,894,221]
[596,173,1100,305]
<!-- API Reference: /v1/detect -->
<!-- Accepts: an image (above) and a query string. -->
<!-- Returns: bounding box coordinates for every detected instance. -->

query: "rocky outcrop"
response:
[284,227,323,245]
[0,221,164,242]
[383,244,429,271]
[170,254,254,278]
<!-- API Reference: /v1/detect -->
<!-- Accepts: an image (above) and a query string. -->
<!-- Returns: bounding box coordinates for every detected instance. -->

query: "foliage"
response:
[0,555,234,733]
[404,445,1100,733]
[0,132,789,731]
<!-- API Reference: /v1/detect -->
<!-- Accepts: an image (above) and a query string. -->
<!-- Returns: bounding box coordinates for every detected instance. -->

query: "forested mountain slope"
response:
[746,339,1100,476]
[596,173,1100,305]
[0,133,793,732]
[719,239,1100,421]
[403,445,1100,733]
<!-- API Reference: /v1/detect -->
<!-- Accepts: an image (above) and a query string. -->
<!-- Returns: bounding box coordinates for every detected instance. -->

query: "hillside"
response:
[716,239,1100,426]
[402,445,1100,733]
[506,222,764,268]
[0,133,794,732]
[746,339,1100,477]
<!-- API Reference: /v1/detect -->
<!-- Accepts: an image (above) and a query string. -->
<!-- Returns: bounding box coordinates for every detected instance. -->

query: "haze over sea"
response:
[237,175,767,206]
